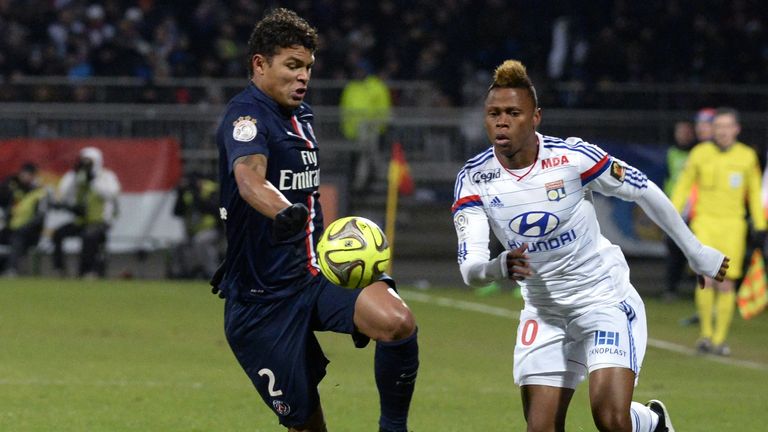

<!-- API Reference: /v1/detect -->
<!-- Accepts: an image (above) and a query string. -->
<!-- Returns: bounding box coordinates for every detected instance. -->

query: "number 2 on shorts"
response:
[258,368,283,396]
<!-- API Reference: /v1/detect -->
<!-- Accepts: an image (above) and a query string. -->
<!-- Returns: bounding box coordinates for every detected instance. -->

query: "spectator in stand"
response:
[2,1,768,106]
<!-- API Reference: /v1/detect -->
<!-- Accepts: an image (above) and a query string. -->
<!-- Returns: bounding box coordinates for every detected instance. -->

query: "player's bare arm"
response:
[233,153,292,219]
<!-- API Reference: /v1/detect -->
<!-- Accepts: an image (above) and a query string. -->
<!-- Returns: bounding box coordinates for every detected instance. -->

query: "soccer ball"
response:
[316,216,390,289]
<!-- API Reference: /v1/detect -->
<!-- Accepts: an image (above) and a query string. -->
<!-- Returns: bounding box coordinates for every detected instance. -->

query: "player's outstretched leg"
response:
[354,279,418,432]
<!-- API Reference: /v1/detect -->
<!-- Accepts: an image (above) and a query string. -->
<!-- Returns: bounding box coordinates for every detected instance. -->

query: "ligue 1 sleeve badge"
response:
[610,161,626,182]
[233,116,258,142]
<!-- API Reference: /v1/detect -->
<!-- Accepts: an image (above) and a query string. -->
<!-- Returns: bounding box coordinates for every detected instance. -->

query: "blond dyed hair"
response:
[488,59,538,108]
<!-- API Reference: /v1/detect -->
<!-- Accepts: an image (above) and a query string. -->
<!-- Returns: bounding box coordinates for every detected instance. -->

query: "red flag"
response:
[389,142,414,196]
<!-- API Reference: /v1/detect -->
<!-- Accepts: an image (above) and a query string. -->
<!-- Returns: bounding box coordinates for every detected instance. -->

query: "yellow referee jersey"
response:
[671,141,766,229]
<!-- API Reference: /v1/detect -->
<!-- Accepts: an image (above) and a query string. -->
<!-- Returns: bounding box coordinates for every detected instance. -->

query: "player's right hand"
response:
[505,244,532,281]
[273,203,310,242]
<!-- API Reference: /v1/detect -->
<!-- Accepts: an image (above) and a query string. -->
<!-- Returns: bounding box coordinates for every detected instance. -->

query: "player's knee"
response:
[525,412,565,432]
[592,409,631,432]
[381,307,416,341]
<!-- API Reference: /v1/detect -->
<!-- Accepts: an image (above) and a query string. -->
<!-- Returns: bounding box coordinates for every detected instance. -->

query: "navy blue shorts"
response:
[224,276,362,427]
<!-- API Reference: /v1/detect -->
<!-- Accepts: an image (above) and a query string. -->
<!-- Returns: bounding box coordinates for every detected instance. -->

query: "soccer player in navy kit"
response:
[212,9,418,432]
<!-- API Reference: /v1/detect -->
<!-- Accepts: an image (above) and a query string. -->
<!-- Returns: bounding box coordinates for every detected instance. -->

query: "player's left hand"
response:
[505,244,532,281]
[273,203,309,242]
[209,259,227,298]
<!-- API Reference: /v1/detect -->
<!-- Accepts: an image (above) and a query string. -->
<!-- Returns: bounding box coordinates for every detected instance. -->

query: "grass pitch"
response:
[0,278,766,431]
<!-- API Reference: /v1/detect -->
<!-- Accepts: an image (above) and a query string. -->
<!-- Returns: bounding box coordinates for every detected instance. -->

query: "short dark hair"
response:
[715,106,740,124]
[246,8,318,77]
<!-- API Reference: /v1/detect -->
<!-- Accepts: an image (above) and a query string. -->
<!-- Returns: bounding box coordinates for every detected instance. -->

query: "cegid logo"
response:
[472,169,501,183]
[509,211,560,237]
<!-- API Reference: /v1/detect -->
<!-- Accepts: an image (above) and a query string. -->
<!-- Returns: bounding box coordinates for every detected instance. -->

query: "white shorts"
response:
[513,289,647,389]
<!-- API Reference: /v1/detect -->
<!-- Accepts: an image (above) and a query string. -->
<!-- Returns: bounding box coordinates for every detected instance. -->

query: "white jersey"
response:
[452,132,649,316]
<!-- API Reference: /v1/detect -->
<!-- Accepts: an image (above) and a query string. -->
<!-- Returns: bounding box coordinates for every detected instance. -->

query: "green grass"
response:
[0,279,766,431]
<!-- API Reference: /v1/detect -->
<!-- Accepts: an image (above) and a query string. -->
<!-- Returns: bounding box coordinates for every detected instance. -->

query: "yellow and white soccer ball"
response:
[317,216,390,289]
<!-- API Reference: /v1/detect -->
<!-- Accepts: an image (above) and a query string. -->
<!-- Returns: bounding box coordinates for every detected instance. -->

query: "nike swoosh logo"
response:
[286,130,304,139]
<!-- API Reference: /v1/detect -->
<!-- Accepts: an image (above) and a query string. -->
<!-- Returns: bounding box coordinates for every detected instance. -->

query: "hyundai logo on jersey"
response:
[509,211,560,237]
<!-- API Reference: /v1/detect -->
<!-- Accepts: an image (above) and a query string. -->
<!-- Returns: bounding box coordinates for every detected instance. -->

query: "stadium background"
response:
[4,0,768,287]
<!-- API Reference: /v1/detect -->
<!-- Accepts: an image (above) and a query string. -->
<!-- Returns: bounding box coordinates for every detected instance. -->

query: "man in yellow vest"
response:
[170,172,221,279]
[671,107,766,356]
[340,62,392,191]
[0,163,50,277]
[52,147,121,278]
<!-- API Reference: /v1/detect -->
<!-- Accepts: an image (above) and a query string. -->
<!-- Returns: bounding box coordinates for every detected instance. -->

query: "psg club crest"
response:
[272,400,291,416]
[545,180,566,202]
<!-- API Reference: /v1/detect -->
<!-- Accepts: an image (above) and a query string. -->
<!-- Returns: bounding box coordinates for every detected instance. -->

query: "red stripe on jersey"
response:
[580,155,610,181]
[451,194,482,213]
[291,116,314,149]
[304,194,320,276]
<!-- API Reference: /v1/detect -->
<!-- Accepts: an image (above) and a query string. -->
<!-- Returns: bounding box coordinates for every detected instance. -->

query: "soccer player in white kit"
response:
[452,60,730,432]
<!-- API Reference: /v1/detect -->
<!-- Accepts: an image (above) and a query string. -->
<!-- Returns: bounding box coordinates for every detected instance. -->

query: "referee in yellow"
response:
[671,107,766,356]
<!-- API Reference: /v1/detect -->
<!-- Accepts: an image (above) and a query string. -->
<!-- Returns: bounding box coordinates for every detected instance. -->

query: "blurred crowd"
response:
[1,0,768,106]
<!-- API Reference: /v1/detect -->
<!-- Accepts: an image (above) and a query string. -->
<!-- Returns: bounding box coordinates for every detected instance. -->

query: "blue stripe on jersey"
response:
[466,147,494,166]
[454,170,467,200]
[543,143,604,163]
[580,155,611,185]
[454,148,494,199]
[625,167,648,189]
[542,136,605,162]
[621,301,638,374]
[627,168,647,182]
[451,195,483,214]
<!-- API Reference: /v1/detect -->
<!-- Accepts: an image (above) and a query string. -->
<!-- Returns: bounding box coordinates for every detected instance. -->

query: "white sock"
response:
[630,401,659,432]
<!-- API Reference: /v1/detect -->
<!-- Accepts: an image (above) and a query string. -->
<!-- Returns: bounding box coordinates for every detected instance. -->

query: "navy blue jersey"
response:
[216,83,324,303]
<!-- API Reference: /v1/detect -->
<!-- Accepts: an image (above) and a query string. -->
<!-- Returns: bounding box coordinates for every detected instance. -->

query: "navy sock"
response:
[375,329,419,432]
